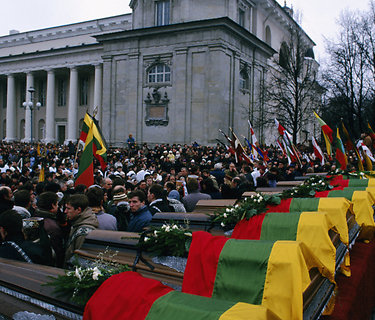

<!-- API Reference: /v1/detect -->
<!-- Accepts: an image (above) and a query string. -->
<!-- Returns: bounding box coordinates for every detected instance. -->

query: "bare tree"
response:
[264,27,322,144]
[322,8,375,135]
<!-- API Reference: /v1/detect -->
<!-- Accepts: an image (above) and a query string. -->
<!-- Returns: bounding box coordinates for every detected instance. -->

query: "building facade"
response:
[0,0,316,146]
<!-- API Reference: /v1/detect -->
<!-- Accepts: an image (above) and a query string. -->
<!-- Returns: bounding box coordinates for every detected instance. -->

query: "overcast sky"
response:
[0,0,371,63]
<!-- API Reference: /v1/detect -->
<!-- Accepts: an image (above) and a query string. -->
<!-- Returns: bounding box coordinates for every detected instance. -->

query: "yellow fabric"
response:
[296,212,336,282]
[364,187,375,202]
[261,241,321,320]
[219,303,281,320]
[351,191,375,240]
[317,198,351,245]
[367,179,375,187]
[340,251,351,277]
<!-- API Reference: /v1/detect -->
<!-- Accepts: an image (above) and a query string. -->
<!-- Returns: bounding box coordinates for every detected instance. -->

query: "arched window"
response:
[265,26,272,46]
[240,69,250,90]
[148,64,171,83]
[279,42,290,69]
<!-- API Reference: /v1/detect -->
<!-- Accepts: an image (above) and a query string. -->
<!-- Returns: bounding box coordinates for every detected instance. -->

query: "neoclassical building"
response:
[0,0,316,146]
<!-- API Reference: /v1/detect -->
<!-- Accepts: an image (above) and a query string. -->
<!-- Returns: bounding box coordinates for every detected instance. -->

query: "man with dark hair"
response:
[147,184,175,215]
[86,187,117,231]
[13,189,31,219]
[127,190,152,232]
[64,194,98,265]
[35,192,65,267]
[0,209,51,264]
[0,186,13,214]
[182,178,211,212]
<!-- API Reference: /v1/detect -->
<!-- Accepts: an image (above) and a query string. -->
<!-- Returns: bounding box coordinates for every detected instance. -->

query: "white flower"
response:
[235,204,239,208]
[226,208,231,213]
[258,196,263,201]
[223,213,227,218]
[172,225,178,230]
[230,208,235,212]
[221,222,225,227]
[258,199,261,203]
[154,230,158,237]
[75,267,82,281]
[144,237,150,242]
[250,195,254,198]
[92,267,102,281]
[184,232,192,237]
[161,224,167,230]
[165,226,171,232]
[319,180,323,183]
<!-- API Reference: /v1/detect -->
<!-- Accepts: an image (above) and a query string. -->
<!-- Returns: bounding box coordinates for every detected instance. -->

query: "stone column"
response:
[5,74,16,142]
[66,67,78,144]
[93,63,103,122]
[23,73,34,143]
[45,69,55,144]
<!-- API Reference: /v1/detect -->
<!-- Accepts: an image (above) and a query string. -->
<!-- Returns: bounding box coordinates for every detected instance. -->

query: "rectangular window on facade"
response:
[79,76,89,106]
[57,79,66,107]
[38,80,46,107]
[239,8,245,27]
[156,1,170,26]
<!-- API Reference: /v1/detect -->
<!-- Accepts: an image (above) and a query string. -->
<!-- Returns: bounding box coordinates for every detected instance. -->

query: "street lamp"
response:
[22,87,41,143]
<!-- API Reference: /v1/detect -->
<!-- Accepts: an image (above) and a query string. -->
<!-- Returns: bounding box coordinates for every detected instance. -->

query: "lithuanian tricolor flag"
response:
[265,197,351,245]
[182,233,325,320]
[85,236,326,320]
[75,121,95,187]
[334,127,347,170]
[314,112,333,157]
[84,271,282,320]
[232,211,336,282]
[314,188,375,240]
[79,112,107,170]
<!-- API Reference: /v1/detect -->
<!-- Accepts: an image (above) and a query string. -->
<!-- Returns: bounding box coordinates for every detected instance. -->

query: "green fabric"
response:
[328,190,355,200]
[289,198,320,212]
[145,291,235,320]
[212,239,274,305]
[342,187,367,191]
[348,180,369,187]
[260,212,301,241]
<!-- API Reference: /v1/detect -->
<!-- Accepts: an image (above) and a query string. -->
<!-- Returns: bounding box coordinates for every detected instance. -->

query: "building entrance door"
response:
[57,125,65,145]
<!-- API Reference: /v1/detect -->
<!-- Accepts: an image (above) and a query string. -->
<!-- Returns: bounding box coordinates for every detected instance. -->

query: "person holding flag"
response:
[313,111,333,159]
[75,112,107,187]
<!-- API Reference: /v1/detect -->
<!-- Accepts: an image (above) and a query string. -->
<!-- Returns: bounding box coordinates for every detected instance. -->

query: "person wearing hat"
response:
[108,186,130,231]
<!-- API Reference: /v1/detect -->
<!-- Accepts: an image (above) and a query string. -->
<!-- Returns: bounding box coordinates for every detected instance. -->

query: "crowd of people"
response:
[0,139,350,269]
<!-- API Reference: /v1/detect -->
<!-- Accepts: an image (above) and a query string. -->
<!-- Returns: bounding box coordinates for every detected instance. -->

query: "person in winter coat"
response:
[64,194,98,266]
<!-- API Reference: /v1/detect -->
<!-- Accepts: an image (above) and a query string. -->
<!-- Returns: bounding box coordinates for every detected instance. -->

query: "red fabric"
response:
[182,231,229,297]
[83,271,173,320]
[323,240,375,320]
[330,178,349,188]
[231,212,267,240]
[266,198,292,212]
[315,190,331,197]
[75,162,94,188]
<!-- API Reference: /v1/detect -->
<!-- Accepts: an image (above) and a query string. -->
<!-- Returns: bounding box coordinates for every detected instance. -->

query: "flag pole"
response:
[74,108,90,167]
